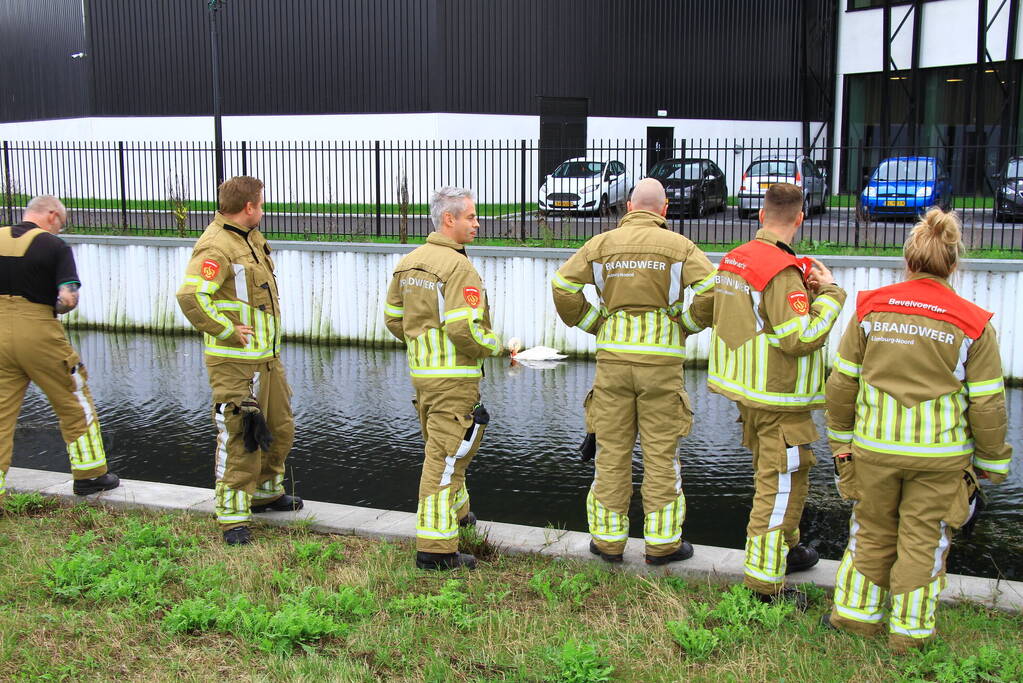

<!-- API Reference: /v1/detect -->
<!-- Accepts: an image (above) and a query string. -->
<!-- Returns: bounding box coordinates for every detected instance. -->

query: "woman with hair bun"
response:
[823,208,1012,652]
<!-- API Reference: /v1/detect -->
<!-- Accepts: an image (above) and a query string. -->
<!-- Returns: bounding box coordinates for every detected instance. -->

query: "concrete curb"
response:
[8,466,1022,614]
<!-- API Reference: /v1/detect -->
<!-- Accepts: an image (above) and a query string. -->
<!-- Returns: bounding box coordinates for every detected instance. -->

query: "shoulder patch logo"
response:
[201,259,221,281]
[463,286,481,308]
[787,291,809,315]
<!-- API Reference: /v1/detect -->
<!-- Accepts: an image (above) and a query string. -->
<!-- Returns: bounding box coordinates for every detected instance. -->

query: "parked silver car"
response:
[736,154,827,219]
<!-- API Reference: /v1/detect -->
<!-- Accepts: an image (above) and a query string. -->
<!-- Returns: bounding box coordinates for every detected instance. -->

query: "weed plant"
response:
[1,498,1021,681]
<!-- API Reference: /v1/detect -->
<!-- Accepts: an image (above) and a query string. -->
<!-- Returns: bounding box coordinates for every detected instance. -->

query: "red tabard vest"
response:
[717,239,813,291]
[856,278,992,340]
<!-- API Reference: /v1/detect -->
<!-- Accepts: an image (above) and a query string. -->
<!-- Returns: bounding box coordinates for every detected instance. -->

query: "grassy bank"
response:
[1,493,1020,682]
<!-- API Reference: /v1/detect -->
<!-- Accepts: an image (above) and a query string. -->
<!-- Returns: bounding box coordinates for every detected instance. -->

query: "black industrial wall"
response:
[0,0,90,122]
[1,0,834,125]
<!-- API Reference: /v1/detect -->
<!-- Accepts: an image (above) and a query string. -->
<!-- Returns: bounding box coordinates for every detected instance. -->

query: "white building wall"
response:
[60,236,1023,380]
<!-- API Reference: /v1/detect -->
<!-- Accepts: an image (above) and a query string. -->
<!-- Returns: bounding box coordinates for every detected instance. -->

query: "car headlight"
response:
[915,187,932,198]
[863,187,877,197]
[1002,185,1019,197]
[580,184,598,194]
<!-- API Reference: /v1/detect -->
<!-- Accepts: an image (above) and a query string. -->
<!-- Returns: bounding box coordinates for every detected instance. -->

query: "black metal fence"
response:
[2,138,1021,252]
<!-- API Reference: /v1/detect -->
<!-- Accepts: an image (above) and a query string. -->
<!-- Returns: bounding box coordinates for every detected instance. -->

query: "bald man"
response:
[1,196,119,500]
[552,178,716,564]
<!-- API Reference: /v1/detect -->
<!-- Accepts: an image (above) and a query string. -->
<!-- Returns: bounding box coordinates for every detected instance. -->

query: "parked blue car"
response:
[859,156,952,219]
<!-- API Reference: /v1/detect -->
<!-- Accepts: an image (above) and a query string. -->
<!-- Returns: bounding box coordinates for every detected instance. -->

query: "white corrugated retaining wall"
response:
[60,235,1023,381]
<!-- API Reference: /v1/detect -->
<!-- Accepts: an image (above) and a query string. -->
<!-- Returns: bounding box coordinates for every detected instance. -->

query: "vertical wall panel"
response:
[59,237,1023,380]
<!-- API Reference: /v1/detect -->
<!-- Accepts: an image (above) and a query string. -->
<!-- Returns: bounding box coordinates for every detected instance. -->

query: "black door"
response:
[646,127,674,173]
[539,97,588,184]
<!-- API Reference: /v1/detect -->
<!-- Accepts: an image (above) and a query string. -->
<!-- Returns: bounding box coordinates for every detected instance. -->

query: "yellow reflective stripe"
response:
[972,456,1011,473]
[800,296,840,342]
[827,427,853,442]
[691,271,716,294]
[417,488,459,539]
[852,432,973,456]
[587,489,628,542]
[966,377,1004,397]
[644,495,685,544]
[773,317,802,337]
[552,271,584,293]
[744,529,785,584]
[409,368,482,378]
[443,308,472,323]
[384,303,404,318]
[577,305,600,332]
[834,354,862,378]
[708,372,825,406]
[678,309,700,333]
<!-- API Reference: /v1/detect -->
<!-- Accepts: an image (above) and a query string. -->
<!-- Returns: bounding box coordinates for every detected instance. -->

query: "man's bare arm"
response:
[56,283,80,314]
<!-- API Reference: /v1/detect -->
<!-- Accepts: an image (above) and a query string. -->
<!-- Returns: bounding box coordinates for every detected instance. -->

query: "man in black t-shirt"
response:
[0,195,119,499]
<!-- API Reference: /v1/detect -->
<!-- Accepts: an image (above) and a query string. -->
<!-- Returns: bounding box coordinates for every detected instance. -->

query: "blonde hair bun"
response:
[904,208,963,278]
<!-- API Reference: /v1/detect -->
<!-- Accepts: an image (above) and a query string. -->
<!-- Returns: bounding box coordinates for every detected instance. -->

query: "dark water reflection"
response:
[13,331,1022,580]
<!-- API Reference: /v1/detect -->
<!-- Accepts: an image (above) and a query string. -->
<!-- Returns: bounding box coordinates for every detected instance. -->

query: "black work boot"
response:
[646,540,695,565]
[250,494,304,513]
[753,587,809,612]
[415,551,478,570]
[223,526,253,546]
[73,472,120,496]
[785,544,820,574]
[458,511,477,527]
[589,539,624,564]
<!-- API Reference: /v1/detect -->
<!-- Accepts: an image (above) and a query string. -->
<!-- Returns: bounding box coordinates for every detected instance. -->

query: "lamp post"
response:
[209,0,227,189]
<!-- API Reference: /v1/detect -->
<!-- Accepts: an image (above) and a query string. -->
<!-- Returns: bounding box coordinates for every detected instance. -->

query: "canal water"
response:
[12,331,1022,581]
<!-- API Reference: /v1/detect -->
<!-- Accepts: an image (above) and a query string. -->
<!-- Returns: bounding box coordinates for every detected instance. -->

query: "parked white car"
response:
[538,158,631,215]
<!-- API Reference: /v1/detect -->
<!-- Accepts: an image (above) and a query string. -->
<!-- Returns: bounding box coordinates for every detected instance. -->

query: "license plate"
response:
[554,201,574,207]
[758,182,772,190]
[885,200,906,207]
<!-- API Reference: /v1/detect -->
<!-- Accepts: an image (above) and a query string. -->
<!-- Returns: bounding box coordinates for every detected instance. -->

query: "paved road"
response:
[43,206,1023,251]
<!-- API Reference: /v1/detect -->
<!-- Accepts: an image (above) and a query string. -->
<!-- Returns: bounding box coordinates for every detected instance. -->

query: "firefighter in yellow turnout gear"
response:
[552,178,716,564]
[176,177,300,546]
[705,183,847,602]
[384,187,503,570]
[825,209,1011,652]
[1,196,119,498]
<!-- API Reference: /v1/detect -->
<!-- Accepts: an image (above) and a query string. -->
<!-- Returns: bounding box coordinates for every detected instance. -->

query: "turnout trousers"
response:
[738,406,818,594]
[587,361,693,558]
[412,377,485,554]
[829,458,973,652]
[0,296,108,497]
[207,358,294,529]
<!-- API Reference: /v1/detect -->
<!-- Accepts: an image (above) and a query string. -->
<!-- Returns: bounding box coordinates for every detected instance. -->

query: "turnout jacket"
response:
[384,232,500,379]
[707,229,846,410]
[176,213,282,363]
[826,274,1011,483]
[551,209,716,366]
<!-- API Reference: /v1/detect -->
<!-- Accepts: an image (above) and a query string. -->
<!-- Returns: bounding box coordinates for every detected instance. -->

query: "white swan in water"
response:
[505,335,568,368]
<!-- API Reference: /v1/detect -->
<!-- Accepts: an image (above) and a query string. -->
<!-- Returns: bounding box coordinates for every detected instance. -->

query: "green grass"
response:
[1,498,1021,681]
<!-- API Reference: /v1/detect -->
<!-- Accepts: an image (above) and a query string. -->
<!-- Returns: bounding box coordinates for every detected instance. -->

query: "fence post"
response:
[374,140,382,236]
[520,139,527,241]
[2,141,12,225]
[240,140,248,176]
[117,141,128,230]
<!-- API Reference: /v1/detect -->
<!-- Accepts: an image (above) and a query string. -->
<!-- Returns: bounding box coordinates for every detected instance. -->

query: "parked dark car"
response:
[736,154,827,219]
[994,156,1023,222]
[647,158,727,217]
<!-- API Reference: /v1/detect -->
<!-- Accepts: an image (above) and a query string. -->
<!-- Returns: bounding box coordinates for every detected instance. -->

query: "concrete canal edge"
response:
[7,465,1022,615]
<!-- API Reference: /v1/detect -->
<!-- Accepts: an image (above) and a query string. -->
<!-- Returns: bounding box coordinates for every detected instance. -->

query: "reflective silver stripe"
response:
[972,457,1010,473]
[232,264,248,304]
[592,262,605,292]
[768,470,792,528]
[668,261,683,305]
[954,336,973,381]
[750,290,764,331]
[214,405,229,479]
[931,521,949,577]
[71,371,95,427]
[440,424,480,487]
